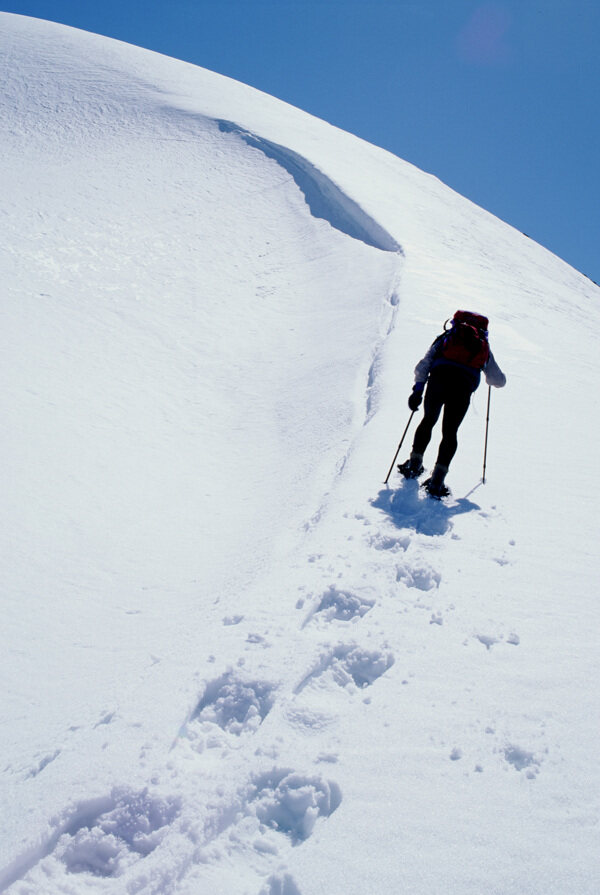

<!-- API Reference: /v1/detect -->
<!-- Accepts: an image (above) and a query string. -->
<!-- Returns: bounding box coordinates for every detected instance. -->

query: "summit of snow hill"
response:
[1,12,599,895]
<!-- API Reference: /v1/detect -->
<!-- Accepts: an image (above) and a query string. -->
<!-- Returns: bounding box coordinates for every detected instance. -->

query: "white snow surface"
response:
[1,13,599,895]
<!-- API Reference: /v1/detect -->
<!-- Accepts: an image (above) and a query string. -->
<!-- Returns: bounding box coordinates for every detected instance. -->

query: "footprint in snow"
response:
[6,788,180,888]
[249,768,342,845]
[368,530,411,552]
[396,562,441,591]
[301,584,375,628]
[190,769,341,874]
[182,672,278,746]
[295,644,394,695]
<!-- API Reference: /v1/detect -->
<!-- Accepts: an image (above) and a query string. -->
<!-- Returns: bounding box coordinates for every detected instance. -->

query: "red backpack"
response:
[438,310,490,370]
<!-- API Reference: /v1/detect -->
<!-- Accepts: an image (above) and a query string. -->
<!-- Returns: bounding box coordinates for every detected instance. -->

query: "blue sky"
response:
[4,0,599,284]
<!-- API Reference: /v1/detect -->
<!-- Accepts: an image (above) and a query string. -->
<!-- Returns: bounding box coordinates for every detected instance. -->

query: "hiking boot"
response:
[397,453,424,479]
[423,463,450,499]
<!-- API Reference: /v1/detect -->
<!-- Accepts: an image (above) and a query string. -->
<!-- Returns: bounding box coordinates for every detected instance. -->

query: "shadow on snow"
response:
[372,481,480,536]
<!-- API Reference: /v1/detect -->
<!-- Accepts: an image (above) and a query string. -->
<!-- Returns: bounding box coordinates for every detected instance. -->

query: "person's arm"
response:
[413,339,440,385]
[408,340,439,410]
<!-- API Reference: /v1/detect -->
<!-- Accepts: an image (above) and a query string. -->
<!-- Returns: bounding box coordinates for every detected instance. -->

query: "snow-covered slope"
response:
[1,13,598,895]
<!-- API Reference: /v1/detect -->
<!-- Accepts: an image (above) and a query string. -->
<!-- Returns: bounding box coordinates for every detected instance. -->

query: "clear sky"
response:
[3,0,599,284]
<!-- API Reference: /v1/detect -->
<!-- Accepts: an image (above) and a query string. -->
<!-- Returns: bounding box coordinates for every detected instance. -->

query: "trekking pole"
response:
[482,385,491,484]
[384,411,415,485]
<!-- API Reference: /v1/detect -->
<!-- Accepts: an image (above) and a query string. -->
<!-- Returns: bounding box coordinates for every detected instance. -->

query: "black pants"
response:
[412,365,475,469]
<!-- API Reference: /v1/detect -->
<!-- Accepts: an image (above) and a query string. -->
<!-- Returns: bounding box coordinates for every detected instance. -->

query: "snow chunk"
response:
[503,745,540,777]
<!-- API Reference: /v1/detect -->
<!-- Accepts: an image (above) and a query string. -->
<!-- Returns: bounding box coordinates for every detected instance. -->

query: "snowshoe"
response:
[422,477,450,500]
[397,458,424,479]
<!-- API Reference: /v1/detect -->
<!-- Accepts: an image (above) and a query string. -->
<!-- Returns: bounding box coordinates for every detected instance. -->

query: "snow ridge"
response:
[217,120,403,254]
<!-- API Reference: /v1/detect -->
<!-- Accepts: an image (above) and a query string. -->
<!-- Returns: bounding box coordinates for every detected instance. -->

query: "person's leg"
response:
[411,374,444,461]
[435,385,472,469]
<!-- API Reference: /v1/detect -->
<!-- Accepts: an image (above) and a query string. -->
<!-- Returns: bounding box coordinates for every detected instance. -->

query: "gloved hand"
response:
[408,382,424,411]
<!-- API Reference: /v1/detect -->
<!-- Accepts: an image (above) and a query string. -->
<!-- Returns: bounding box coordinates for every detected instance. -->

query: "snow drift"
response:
[1,12,599,895]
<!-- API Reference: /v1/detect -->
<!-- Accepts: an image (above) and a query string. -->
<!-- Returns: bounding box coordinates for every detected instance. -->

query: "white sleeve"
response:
[484,350,506,387]
[413,342,438,384]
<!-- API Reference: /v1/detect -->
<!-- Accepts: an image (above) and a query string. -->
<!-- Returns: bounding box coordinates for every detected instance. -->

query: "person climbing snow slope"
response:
[398,310,506,498]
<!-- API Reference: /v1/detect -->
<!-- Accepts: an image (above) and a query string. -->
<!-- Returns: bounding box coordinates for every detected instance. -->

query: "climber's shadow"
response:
[372,480,481,536]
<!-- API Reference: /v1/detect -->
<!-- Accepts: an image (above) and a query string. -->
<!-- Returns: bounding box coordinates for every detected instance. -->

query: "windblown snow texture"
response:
[1,12,599,895]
